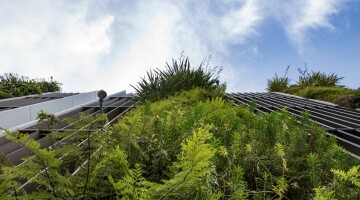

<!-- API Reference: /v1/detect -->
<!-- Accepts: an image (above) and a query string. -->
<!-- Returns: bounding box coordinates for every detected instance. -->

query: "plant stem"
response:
[160,169,192,200]
[82,122,96,196]
[34,153,58,199]
[15,138,58,199]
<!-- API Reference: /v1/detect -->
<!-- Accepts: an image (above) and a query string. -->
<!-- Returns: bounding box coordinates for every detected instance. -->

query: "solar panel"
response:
[0,92,78,111]
[226,92,360,158]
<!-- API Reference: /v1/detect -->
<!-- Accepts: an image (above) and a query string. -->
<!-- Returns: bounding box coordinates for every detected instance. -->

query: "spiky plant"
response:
[297,71,343,87]
[267,73,289,92]
[131,56,222,102]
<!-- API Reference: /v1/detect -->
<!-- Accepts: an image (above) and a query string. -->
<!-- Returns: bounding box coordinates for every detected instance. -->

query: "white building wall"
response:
[0,91,98,135]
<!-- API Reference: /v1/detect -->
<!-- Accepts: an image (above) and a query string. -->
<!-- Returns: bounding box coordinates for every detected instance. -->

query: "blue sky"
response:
[0,0,359,94]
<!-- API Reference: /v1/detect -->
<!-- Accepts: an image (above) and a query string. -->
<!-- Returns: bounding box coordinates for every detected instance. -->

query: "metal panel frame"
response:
[226,92,360,158]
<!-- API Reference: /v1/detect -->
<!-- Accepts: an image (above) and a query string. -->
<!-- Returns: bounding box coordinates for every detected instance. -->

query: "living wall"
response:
[1,57,360,199]
[0,73,62,99]
[1,88,360,199]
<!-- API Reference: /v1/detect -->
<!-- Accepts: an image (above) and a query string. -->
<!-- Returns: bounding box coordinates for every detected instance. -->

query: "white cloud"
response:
[270,0,346,52]
[0,0,352,94]
[179,0,263,54]
[0,1,114,92]
[102,2,185,93]
[220,0,262,43]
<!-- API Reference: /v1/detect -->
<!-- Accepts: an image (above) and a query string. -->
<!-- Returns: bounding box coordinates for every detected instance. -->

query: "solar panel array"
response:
[226,92,360,158]
[0,93,135,192]
[0,93,77,111]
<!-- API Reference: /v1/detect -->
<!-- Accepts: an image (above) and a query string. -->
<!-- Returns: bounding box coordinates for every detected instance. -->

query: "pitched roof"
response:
[226,92,360,158]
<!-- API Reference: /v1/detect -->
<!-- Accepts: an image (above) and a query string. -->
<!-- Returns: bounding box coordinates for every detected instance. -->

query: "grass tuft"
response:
[131,55,223,102]
[267,73,289,92]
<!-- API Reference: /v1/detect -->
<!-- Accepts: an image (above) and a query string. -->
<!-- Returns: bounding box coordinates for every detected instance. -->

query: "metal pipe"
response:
[97,90,107,131]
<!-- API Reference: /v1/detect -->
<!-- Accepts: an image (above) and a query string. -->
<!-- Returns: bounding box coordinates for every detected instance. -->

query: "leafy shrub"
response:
[267,73,289,92]
[333,95,350,107]
[2,89,360,199]
[315,166,360,199]
[131,55,223,102]
[282,85,303,94]
[347,93,360,109]
[149,126,219,199]
[2,130,73,199]
[0,90,8,99]
[266,67,360,110]
[108,89,360,199]
[296,87,356,102]
[0,73,61,98]
[297,70,343,88]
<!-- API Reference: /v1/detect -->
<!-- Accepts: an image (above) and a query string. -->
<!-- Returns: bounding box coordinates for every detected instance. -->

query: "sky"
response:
[0,0,359,94]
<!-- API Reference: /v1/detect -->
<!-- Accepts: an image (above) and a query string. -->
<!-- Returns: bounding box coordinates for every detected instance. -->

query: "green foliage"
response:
[110,163,151,200]
[108,89,360,199]
[297,69,344,88]
[307,153,322,187]
[320,91,360,109]
[347,93,360,109]
[1,88,360,199]
[0,90,9,99]
[272,176,288,199]
[266,66,360,109]
[0,113,111,199]
[37,110,60,130]
[333,95,351,107]
[296,87,356,102]
[131,55,223,102]
[267,73,289,92]
[149,125,218,200]
[110,126,219,199]
[2,130,73,199]
[0,166,18,200]
[282,85,304,94]
[332,165,360,187]
[314,187,336,200]
[314,166,360,199]
[0,73,61,99]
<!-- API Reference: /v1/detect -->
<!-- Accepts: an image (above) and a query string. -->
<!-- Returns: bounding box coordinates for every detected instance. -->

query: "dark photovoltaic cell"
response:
[0,92,78,111]
[226,92,360,158]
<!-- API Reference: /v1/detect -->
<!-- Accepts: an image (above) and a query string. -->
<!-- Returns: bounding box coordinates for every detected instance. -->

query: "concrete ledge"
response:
[0,91,98,134]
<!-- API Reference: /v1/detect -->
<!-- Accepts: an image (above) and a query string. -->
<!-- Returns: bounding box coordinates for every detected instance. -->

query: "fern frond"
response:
[151,125,217,199]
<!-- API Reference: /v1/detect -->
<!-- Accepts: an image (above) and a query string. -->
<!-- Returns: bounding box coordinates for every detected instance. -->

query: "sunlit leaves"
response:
[131,55,223,102]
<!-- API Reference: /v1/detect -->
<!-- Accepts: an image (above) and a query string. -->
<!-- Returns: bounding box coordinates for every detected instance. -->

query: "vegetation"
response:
[0,73,61,99]
[291,87,356,102]
[1,88,360,199]
[296,67,343,88]
[267,66,360,109]
[131,55,223,102]
[267,66,290,92]
[1,57,359,199]
[267,74,289,92]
